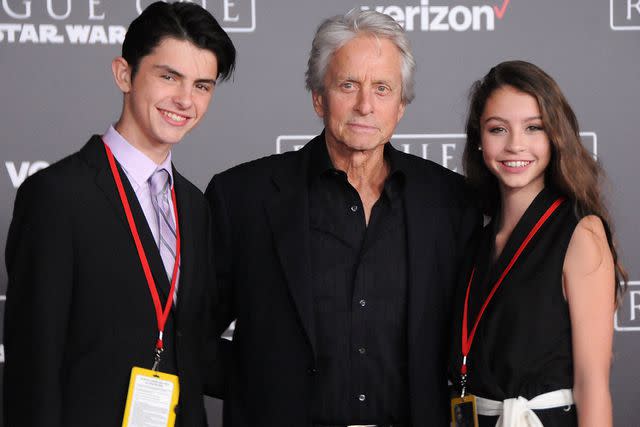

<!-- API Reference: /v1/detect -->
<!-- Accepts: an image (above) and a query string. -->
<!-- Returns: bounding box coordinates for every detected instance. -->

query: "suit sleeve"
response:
[202,174,236,398]
[4,175,74,427]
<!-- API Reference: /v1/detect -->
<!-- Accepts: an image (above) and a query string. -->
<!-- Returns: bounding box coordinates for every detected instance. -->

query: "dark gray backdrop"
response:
[1,0,638,425]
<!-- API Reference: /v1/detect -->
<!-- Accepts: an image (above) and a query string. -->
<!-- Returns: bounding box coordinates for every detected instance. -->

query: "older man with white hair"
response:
[205,9,479,427]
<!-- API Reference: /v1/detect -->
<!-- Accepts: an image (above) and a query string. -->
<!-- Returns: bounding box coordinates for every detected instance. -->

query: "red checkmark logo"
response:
[494,0,510,19]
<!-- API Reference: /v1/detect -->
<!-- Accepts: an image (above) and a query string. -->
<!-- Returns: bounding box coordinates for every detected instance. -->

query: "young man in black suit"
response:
[3,3,235,426]
[205,9,479,427]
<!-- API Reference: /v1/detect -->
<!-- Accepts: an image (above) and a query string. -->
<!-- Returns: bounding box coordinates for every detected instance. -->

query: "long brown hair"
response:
[463,60,627,300]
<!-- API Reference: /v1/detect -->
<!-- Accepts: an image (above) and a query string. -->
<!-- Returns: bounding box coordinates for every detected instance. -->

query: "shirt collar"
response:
[102,125,174,189]
[308,131,406,198]
[308,131,336,180]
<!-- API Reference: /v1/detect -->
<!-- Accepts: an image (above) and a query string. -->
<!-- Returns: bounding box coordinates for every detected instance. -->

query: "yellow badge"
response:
[122,367,179,427]
[450,394,479,427]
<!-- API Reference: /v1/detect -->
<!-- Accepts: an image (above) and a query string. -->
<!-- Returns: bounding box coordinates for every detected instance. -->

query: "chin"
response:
[502,181,541,193]
[343,140,384,153]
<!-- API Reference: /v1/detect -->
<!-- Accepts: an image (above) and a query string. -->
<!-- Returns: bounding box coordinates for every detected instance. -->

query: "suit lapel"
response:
[264,139,318,357]
[81,136,172,302]
[89,136,130,232]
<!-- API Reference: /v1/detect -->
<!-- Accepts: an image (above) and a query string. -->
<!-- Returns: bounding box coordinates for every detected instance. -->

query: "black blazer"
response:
[205,134,480,426]
[4,136,216,427]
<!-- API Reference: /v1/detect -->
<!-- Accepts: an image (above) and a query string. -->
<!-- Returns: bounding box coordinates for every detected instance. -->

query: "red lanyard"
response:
[460,197,565,387]
[103,142,181,357]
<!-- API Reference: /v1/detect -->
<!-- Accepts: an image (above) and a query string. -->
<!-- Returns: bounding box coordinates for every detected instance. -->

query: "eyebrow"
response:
[372,79,393,86]
[338,75,396,89]
[153,64,217,86]
[483,115,542,124]
[340,75,360,83]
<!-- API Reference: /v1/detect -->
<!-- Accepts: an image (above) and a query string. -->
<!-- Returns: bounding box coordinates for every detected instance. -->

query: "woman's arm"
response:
[563,215,615,427]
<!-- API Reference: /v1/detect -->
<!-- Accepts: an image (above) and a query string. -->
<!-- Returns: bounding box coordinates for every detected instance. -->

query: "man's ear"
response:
[312,90,325,118]
[112,57,132,93]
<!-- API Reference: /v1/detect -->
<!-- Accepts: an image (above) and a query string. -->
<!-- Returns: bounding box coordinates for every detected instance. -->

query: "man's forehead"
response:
[151,37,215,58]
[340,35,402,56]
[329,36,401,68]
[329,57,402,82]
[143,37,218,79]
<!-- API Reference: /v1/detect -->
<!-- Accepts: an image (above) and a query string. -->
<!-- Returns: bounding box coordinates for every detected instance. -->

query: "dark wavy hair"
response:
[463,60,627,301]
[122,1,236,81]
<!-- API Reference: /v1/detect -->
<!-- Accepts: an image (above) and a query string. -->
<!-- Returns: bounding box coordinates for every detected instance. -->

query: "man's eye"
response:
[196,83,212,92]
[161,74,175,81]
[341,82,354,90]
[376,85,389,93]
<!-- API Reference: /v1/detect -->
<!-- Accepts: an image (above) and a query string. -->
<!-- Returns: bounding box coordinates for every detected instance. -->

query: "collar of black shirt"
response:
[307,133,406,202]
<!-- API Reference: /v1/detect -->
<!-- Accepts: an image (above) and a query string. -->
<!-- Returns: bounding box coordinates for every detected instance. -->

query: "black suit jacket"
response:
[205,134,480,426]
[4,136,217,427]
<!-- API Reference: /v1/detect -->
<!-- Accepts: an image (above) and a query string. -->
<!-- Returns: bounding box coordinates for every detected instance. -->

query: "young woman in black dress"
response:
[450,61,626,427]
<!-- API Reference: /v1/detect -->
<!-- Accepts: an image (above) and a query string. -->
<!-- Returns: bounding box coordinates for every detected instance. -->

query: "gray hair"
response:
[305,9,416,104]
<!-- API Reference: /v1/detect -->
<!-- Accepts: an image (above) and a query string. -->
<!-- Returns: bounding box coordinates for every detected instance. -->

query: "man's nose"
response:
[172,84,194,109]
[354,89,374,115]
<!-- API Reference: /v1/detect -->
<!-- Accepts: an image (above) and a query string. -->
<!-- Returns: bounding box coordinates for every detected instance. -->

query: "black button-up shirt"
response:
[308,139,409,424]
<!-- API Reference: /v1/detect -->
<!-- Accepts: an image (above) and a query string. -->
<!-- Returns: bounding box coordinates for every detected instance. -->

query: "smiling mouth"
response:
[160,109,190,124]
[501,160,532,168]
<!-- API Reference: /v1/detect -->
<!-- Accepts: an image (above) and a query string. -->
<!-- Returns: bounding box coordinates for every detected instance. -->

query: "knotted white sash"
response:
[476,389,574,427]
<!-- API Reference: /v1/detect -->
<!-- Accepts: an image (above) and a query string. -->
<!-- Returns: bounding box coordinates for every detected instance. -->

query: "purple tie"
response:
[148,168,179,301]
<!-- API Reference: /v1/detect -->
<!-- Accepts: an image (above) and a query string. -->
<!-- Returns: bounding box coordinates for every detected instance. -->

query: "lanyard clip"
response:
[151,346,164,372]
[151,331,164,371]
[460,374,467,399]
[460,355,468,398]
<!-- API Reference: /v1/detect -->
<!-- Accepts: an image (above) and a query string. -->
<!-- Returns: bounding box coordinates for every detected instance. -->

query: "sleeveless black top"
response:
[449,188,579,426]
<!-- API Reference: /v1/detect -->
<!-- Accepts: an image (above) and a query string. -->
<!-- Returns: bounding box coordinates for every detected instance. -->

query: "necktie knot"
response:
[149,168,170,197]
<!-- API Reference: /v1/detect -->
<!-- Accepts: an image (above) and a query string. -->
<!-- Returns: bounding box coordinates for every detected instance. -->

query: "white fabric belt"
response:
[475,388,574,427]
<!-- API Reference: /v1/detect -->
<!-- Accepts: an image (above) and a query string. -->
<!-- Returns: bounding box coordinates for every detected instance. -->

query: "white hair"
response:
[305,9,416,104]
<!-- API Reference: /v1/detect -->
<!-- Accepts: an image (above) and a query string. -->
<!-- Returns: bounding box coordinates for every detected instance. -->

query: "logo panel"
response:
[5,161,50,189]
[360,0,511,32]
[615,281,640,331]
[610,0,640,30]
[276,132,598,172]
[0,0,256,45]
[214,0,256,33]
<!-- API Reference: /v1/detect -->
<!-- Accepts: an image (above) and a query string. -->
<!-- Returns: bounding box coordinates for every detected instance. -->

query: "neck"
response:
[114,119,171,165]
[326,141,389,197]
[498,185,544,236]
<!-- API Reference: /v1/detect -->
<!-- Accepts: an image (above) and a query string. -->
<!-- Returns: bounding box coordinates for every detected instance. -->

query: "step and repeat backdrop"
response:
[1,0,638,425]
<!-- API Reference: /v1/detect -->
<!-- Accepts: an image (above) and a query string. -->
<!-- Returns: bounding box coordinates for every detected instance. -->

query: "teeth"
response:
[503,160,531,168]
[163,110,187,122]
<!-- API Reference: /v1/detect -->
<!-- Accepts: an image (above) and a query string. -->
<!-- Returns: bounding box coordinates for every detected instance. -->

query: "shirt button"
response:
[358,347,366,355]
[358,394,366,402]
[350,205,358,212]
[359,299,366,307]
